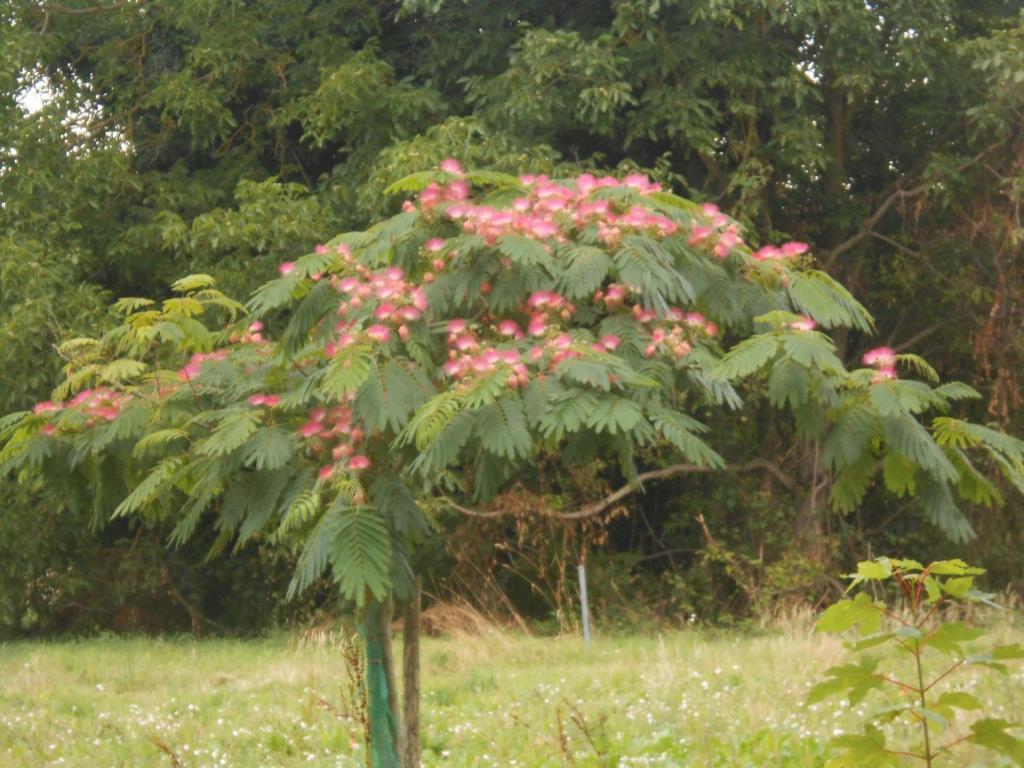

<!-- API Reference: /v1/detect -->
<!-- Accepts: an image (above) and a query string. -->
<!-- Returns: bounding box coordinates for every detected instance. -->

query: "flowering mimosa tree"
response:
[3,161,1024,767]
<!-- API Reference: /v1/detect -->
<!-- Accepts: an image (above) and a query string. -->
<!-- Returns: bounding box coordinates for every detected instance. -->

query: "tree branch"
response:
[443,458,798,520]
[826,181,932,268]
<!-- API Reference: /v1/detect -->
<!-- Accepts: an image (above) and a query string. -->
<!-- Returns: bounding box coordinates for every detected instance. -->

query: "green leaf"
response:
[113,456,185,518]
[132,428,190,458]
[474,396,533,460]
[242,427,297,471]
[557,358,612,391]
[808,659,883,704]
[768,357,810,408]
[932,691,982,720]
[330,506,394,605]
[498,234,556,273]
[99,358,147,383]
[993,643,1024,660]
[171,273,217,292]
[321,344,374,401]
[926,621,983,655]
[928,559,985,576]
[825,725,897,768]
[197,410,261,457]
[830,451,876,513]
[383,170,445,195]
[856,560,892,581]
[585,397,645,435]
[558,244,612,299]
[717,335,779,379]
[968,719,1024,763]
[816,592,883,636]
[882,451,917,497]
[787,269,873,331]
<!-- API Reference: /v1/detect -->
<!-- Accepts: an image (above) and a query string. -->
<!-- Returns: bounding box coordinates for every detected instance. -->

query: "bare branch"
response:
[826,181,932,268]
[444,458,798,521]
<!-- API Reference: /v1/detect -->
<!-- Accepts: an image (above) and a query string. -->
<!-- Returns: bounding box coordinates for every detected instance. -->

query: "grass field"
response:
[1,618,1022,767]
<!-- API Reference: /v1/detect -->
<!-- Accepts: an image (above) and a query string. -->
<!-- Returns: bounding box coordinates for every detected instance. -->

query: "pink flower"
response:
[447,180,469,200]
[366,325,392,343]
[788,317,816,332]
[688,225,712,246]
[872,366,897,382]
[863,347,896,367]
[425,238,446,253]
[385,267,404,281]
[440,158,464,176]
[498,320,521,337]
[454,335,478,351]
[753,245,781,261]
[527,291,552,308]
[33,401,61,414]
[553,333,573,350]
[318,466,334,481]
[278,262,297,276]
[447,319,467,334]
[411,288,428,311]
[781,241,809,257]
[248,394,280,407]
[248,321,263,333]
[528,316,548,337]
[600,334,621,351]
[605,284,626,302]
[299,421,322,438]
[348,455,371,471]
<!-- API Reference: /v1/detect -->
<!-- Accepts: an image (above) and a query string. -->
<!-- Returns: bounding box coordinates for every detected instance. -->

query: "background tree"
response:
[2,1,1023,634]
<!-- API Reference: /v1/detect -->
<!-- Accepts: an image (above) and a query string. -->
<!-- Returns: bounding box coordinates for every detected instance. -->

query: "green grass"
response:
[1,621,1022,767]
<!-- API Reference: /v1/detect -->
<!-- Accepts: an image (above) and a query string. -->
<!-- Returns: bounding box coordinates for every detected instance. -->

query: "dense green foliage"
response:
[2,1,1024,634]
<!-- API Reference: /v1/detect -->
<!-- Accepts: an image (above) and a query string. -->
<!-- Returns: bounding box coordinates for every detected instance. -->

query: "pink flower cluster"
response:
[294,402,371,477]
[787,316,817,332]
[178,350,229,381]
[688,203,745,259]
[525,290,576,336]
[247,394,280,407]
[863,346,897,382]
[231,321,266,344]
[329,265,429,351]
[405,161,675,248]
[752,241,810,262]
[441,320,530,387]
[33,388,133,430]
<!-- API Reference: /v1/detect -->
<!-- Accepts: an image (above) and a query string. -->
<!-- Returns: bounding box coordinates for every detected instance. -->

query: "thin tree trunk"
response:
[362,600,401,768]
[380,598,401,749]
[401,578,422,768]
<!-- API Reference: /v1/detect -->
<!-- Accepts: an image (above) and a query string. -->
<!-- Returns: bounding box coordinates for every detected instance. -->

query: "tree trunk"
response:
[401,578,422,768]
[361,600,401,768]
